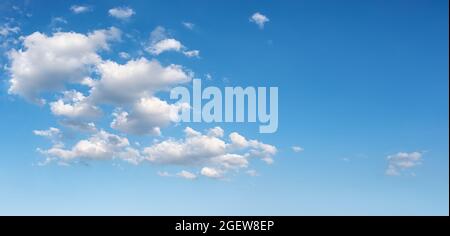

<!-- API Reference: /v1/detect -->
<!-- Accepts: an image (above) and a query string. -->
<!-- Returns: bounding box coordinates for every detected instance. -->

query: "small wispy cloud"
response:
[183,50,200,58]
[119,51,130,59]
[182,21,195,30]
[246,170,259,177]
[0,24,20,37]
[177,170,197,180]
[292,146,304,153]
[157,171,171,177]
[70,5,92,14]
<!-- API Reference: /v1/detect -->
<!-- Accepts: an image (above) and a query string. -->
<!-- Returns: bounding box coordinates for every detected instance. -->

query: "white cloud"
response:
[229,132,277,164]
[211,154,248,169]
[200,167,223,179]
[108,7,135,20]
[183,50,200,58]
[148,38,183,55]
[111,97,187,135]
[70,5,92,14]
[146,26,200,57]
[143,127,276,177]
[182,22,195,30]
[144,127,227,165]
[90,57,192,105]
[250,12,269,29]
[50,90,101,120]
[33,127,61,138]
[292,146,304,153]
[177,170,197,180]
[385,151,423,176]
[7,27,121,103]
[39,130,141,164]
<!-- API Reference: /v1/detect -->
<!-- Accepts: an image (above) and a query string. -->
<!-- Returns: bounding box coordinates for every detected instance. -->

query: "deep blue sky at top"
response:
[0,0,448,215]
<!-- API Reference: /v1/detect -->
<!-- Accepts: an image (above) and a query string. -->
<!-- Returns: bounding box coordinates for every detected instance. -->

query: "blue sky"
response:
[0,0,448,215]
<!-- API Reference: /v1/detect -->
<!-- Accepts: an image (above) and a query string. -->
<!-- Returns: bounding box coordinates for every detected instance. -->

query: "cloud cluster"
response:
[7,28,193,136]
[50,90,101,119]
[36,127,276,179]
[6,12,279,180]
[144,127,277,178]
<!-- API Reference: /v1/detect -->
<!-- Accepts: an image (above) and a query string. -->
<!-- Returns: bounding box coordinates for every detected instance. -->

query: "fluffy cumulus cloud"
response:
[148,38,183,55]
[50,90,101,120]
[7,27,121,103]
[90,57,192,105]
[108,7,135,20]
[38,129,141,164]
[250,12,269,29]
[183,50,200,58]
[385,152,423,176]
[200,167,223,179]
[111,97,188,135]
[143,127,276,178]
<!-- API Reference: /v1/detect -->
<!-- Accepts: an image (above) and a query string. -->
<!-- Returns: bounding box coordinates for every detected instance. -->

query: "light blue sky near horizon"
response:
[0,0,448,215]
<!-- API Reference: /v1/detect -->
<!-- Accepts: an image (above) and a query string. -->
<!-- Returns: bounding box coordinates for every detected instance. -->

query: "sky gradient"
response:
[0,0,448,215]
